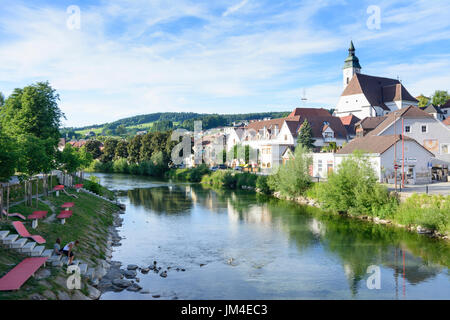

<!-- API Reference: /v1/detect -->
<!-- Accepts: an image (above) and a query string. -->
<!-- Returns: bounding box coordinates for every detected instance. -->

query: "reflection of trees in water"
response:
[224,194,449,295]
[127,186,193,214]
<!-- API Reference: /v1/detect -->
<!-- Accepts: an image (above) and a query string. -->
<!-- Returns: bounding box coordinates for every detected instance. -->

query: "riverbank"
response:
[167,167,449,241]
[0,187,122,300]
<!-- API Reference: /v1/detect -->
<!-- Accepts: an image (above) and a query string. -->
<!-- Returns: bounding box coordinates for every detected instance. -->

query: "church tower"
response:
[343,41,361,88]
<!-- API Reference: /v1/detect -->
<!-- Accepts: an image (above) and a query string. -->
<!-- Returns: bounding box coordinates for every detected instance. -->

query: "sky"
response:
[0,0,449,127]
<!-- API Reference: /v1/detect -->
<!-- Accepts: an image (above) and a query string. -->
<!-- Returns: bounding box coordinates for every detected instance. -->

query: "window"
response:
[421,125,428,133]
[284,135,287,141]
[441,144,450,155]
[346,78,349,84]
[405,126,411,133]
[318,160,323,172]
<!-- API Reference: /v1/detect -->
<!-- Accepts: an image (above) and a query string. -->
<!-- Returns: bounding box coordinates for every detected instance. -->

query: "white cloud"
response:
[223,0,249,17]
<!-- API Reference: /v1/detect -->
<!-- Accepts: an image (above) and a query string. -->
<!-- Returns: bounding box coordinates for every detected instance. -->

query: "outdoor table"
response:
[28,211,48,229]
[57,211,73,225]
[61,202,75,211]
[75,184,83,193]
[53,185,64,197]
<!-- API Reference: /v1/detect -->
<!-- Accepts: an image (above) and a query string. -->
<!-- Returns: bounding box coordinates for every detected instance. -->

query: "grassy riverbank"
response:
[0,187,120,300]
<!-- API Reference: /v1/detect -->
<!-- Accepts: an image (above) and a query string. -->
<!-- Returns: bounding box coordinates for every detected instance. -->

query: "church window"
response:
[405,126,411,133]
[346,78,349,84]
[421,125,428,133]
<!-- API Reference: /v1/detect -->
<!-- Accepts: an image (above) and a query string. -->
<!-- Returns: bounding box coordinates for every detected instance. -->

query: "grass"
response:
[0,187,120,300]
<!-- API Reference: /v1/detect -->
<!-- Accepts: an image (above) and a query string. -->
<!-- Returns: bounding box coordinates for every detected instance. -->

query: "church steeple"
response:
[343,41,362,88]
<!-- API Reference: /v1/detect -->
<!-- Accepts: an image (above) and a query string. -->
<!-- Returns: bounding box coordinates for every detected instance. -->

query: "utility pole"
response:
[394,113,397,192]
[402,117,405,188]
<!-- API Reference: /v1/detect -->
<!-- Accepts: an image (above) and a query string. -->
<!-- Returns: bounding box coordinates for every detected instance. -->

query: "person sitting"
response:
[53,238,63,255]
[62,240,79,265]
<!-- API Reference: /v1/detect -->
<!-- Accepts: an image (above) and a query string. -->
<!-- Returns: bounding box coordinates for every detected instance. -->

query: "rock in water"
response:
[140,267,150,274]
[112,279,132,288]
[160,271,168,278]
[127,283,142,292]
[121,269,137,279]
[127,264,139,270]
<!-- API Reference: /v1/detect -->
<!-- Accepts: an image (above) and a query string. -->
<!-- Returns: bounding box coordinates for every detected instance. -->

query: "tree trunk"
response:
[6,184,10,218]
[24,181,27,204]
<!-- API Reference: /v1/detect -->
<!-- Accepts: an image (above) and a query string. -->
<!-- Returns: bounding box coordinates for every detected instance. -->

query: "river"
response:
[88,173,450,300]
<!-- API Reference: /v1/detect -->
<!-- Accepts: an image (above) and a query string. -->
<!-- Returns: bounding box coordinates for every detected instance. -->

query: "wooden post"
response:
[0,186,3,221]
[6,183,10,215]
[36,178,39,208]
[24,181,27,204]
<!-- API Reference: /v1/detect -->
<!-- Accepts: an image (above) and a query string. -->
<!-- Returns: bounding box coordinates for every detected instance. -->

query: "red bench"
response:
[61,202,75,211]
[0,257,48,291]
[53,185,64,197]
[28,211,48,229]
[12,221,46,245]
[57,211,73,225]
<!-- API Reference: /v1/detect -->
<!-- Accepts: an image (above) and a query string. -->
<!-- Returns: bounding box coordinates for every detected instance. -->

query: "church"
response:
[334,42,418,120]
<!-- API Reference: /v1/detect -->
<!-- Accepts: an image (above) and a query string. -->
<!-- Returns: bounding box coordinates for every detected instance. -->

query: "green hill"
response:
[61,111,291,139]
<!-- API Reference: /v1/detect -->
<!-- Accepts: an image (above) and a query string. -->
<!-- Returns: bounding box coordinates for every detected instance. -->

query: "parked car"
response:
[234,166,244,172]
[218,164,228,170]
[210,166,218,172]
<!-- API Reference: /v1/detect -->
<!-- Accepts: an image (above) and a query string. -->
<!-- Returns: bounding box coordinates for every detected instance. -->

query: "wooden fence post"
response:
[0,186,3,221]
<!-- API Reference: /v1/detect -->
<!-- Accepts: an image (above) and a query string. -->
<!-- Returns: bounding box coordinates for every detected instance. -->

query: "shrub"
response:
[270,145,312,197]
[112,158,129,173]
[256,175,271,194]
[317,151,397,216]
[84,175,101,194]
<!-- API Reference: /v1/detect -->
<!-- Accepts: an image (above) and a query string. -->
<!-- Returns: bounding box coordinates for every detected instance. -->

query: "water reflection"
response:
[92,173,450,299]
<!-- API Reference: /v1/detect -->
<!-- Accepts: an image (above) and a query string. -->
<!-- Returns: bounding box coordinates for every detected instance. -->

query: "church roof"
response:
[342,73,418,107]
[343,41,362,70]
[443,117,450,126]
[339,114,361,136]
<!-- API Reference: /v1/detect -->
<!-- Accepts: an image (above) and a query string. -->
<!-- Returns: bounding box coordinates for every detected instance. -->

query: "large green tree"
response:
[0,82,65,146]
[128,135,143,163]
[0,92,5,107]
[431,90,450,106]
[17,135,54,178]
[85,139,103,159]
[115,140,129,159]
[417,95,430,108]
[297,119,315,150]
[0,127,18,181]
[101,138,119,163]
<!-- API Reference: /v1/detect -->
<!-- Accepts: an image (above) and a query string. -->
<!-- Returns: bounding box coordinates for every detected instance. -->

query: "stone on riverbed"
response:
[127,283,142,292]
[160,271,167,278]
[127,264,139,270]
[140,267,150,274]
[112,279,133,288]
[121,269,137,279]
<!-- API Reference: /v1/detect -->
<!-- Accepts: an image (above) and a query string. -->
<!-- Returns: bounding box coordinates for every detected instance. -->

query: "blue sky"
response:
[0,0,449,127]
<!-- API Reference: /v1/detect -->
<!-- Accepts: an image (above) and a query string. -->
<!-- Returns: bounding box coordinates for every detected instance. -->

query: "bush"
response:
[236,172,257,189]
[112,158,129,173]
[269,145,312,197]
[395,194,449,233]
[168,165,210,183]
[317,151,397,216]
[84,175,101,194]
[256,175,271,194]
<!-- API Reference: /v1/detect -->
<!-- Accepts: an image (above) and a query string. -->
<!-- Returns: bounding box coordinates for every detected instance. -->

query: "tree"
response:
[85,139,103,159]
[297,119,315,150]
[128,135,143,163]
[101,138,119,163]
[0,92,4,107]
[431,90,450,106]
[58,144,82,174]
[115,125,127,136]
[17,135,54,178]
[418,95,430,108]
[115,140,129,159]
[0,128,18,181]
[0,82,65,147]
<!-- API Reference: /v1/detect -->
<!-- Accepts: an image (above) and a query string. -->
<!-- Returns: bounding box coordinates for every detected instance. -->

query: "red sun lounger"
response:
[12,221,46,245]
[1,209,26,220]
[0,257,48,291]
[53,185,64,197]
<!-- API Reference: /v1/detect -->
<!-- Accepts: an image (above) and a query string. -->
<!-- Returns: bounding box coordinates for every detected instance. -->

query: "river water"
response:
[89,173,450,300]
